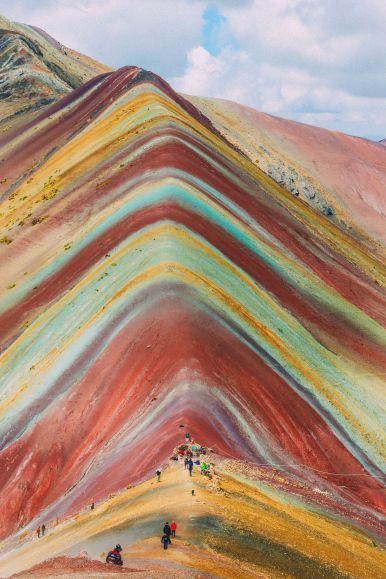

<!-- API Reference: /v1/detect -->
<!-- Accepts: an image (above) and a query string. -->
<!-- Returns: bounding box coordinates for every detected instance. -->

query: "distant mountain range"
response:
[0,14,111,123]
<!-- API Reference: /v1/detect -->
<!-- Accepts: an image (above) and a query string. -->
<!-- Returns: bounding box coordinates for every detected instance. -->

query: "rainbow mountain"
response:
[0,19,385,578]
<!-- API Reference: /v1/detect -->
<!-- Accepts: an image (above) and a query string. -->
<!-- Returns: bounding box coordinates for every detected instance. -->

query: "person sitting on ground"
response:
[163,521,172,543]
[203,463,211,477]
[106,544,123,566]
[170,520,177,537]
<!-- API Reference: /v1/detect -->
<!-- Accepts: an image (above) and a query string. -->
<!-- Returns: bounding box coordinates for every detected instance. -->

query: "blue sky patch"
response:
[202,6,226,56]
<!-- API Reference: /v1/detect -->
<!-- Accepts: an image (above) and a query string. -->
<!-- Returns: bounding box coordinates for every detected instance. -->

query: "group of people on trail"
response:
[106,430,207,564]
[177,437,211,479]
[36,524,46,538]
[161,520,177,549]
[159,432,210,483]
[97,494,181,562]
[106,519,178,565]
[200,461,210,475]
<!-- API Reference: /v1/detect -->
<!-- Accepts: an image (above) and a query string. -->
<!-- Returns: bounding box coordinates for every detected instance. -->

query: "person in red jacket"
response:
[170,520,177,537]
[106,544,123,566]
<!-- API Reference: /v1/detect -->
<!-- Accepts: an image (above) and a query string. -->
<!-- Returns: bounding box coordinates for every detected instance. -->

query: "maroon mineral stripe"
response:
[1,195,385,372]
[0,70,142,199]
[0,293,383,538]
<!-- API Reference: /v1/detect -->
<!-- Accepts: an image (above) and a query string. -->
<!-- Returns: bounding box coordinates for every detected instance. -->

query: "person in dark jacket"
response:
[163,522,172,543]
[188,458,193,476]
[161,533,169,549]
[41,524,46,536]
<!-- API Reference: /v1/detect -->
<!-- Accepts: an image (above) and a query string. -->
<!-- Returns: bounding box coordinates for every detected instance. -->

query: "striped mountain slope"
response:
[0,64,385,576]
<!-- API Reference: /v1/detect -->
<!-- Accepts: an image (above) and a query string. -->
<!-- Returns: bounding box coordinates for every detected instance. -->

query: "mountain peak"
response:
[0,15,111,124]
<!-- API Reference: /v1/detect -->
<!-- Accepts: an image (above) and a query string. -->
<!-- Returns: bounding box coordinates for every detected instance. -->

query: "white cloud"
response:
[174,46,244,99]
[173,43,386,137]
[1,0,205,77]
[173,0,386,137]
[2,0,386,137]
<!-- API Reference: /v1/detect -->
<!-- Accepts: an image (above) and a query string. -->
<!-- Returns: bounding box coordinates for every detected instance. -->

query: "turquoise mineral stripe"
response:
[0,223,383,470]
[0,163,279,313]
[2,173,384,352]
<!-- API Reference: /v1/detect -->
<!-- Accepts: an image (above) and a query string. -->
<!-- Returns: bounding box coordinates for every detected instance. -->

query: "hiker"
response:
[36,526,40,539]
[185,432,190,441]
[163,522,172,543]
[201,462,207,474]
[184,457,189,470]
[170,520,177,537]
[91,502,95,510]
[161,533,170,549]
[106,544,123,566]
[188,458,193,476]
[156,469,161,482]
[41,524,46,536]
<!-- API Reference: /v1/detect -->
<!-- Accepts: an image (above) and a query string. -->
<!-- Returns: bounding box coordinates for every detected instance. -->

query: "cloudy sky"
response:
[2,0,386,139]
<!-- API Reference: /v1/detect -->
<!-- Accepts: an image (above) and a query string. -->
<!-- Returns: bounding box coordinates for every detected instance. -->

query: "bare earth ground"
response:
[1,458,385,578]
